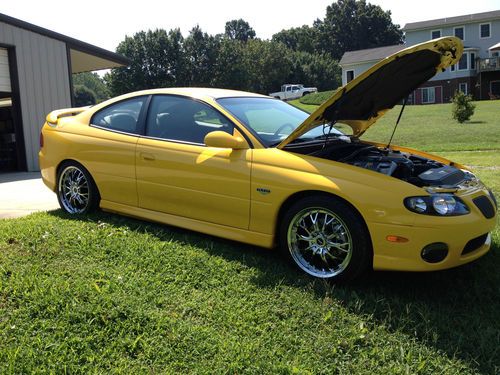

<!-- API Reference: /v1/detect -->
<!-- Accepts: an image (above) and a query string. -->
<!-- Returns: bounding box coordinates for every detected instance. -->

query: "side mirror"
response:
[204,131,248,149]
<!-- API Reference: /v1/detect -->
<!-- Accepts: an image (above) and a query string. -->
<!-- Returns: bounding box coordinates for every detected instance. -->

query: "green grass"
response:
[299,90,337,105]
[1,98,499,373]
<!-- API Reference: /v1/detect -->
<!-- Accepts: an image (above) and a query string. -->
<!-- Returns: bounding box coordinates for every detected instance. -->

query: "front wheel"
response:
[57,162,100,214]
[279,196,372,282]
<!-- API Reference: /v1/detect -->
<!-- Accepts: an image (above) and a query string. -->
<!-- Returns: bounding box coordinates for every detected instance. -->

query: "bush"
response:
[74,85,97,107]
[451,90,475,123]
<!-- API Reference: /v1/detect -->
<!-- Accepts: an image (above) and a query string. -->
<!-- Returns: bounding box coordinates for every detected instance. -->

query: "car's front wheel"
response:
[57,162,100,214]
[279,196,372,282]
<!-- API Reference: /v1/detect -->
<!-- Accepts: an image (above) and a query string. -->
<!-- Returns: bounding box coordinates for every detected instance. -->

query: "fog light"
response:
[421,243,448,263]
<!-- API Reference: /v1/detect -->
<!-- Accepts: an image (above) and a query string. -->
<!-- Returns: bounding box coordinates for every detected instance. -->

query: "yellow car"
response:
[39,37,497,281]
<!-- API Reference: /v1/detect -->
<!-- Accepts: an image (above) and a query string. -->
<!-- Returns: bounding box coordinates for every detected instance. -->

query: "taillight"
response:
[39,131,44,149]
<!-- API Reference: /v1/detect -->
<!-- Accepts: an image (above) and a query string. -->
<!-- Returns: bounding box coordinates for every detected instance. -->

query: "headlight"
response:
[404,194,469,216]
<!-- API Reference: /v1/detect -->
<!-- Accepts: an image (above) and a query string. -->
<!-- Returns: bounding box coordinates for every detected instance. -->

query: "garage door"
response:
[0,48,11,92]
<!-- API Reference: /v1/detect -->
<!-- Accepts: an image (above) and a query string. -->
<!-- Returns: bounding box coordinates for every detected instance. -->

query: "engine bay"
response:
[286,137,467,188]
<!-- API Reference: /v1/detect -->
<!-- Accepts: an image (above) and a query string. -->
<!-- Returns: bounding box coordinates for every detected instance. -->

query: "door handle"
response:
[141,152,156,161]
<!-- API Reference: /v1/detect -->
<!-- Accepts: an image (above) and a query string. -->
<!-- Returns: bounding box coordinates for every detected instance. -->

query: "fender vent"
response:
[473,196,495,219]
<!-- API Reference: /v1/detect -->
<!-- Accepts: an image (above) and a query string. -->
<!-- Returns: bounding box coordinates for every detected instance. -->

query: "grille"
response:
[473,196,495,219]
[462,233,489,255]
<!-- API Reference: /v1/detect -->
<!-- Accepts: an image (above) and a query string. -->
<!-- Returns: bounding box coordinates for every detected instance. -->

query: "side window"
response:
[91,97,145,134]
[145,95,234,144]
[286,86,292,92]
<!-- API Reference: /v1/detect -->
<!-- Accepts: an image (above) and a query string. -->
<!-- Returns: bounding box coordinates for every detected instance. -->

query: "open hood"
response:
[278,37,463,148]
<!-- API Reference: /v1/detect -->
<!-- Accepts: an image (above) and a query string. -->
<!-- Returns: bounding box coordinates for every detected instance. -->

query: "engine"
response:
[307,139,466,187]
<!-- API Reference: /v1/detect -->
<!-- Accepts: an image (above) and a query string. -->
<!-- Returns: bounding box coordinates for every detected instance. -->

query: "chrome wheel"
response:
[58,166,90,214]
[287,208,353,278]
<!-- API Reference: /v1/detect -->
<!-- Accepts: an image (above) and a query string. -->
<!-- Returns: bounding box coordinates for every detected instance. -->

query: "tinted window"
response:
[431,30,441,39]
[146,95,234,144]
[92,97,145,134]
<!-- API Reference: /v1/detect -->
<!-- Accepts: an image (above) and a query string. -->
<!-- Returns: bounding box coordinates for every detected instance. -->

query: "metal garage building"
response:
[0,13,129,172]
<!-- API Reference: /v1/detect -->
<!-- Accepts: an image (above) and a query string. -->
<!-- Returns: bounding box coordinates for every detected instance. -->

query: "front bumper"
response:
[369,192,497,272]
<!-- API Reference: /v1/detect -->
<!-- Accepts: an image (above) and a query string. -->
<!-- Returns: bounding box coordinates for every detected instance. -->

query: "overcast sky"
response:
[1,0,499,52]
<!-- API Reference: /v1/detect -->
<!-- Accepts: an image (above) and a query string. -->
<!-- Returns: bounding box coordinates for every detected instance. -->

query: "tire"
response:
[56,161,100,214]
[302,91,310,97]
[279,195,372,282]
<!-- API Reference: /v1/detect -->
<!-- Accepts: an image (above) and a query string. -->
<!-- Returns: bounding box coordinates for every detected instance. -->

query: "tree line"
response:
[74,0,402,105]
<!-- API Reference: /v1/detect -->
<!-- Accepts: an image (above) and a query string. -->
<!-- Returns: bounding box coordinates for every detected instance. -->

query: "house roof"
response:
[339,44,405,66]
[403,10,500,31]
[0,12,130,72]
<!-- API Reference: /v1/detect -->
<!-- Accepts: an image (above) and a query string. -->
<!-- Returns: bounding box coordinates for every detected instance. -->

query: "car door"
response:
[84,96,147,207]
[136,95,252,229]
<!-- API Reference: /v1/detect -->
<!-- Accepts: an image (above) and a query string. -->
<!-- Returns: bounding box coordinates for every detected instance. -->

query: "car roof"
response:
[123,87,269,101]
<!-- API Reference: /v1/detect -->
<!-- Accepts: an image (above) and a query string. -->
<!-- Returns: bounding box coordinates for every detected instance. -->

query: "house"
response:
[339,10,500,105]
[0,13,129,173]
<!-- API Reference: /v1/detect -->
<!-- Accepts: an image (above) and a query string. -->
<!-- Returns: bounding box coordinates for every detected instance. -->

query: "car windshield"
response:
[217,97,344,147]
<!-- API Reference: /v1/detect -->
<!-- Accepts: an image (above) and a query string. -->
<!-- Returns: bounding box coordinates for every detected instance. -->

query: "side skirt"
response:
[100,200,275,249]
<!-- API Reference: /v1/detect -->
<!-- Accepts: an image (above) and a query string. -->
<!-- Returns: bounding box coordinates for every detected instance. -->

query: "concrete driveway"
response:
[0,172,59,219]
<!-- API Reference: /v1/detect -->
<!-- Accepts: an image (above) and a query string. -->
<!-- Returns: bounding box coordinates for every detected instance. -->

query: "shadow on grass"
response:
[465,121,486,124]
[48,209,499,373]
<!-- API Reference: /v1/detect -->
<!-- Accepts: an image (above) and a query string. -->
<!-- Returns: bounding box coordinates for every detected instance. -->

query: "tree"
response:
[105,29,188,96]
[272,25,318,54]
[74,85,97,107]
[225,19,256,42]
[73,72,109,103]
[288,51,341,92]
[315,0,403,59]
[452,91,475,123]
[184,26,221,86]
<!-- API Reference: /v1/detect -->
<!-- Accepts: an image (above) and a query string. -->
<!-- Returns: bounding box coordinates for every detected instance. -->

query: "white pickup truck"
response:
[269,84,318,100]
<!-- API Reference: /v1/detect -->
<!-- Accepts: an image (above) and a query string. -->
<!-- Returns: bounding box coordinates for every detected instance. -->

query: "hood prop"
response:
[386,96,407,149]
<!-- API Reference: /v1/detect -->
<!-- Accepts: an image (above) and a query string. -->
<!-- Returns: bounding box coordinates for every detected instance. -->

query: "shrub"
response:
[451,90,475,123]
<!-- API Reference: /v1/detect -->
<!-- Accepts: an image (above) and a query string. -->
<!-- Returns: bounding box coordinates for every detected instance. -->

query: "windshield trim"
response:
[216,96,310,148]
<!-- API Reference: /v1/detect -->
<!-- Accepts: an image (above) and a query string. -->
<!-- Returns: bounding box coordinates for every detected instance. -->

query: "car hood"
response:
[277,37,463,148]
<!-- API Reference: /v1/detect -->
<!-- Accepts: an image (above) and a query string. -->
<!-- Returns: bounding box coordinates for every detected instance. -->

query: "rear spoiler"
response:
[46,106,89,126]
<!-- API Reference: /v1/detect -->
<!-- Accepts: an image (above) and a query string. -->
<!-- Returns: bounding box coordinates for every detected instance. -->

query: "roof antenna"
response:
[387,96,408,149]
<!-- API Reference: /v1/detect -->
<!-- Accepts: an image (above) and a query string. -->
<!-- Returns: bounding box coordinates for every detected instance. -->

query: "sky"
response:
[1,0,499,52]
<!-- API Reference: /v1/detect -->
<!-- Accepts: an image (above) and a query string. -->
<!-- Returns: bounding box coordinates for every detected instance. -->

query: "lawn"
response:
[1,100,499,373]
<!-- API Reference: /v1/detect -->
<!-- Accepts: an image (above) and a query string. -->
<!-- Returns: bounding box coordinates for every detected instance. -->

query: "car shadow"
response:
[47,209,499,373]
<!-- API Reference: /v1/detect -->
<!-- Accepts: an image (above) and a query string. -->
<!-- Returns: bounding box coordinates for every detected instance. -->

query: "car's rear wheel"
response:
[279,196,372,282]
[57,162,99,214]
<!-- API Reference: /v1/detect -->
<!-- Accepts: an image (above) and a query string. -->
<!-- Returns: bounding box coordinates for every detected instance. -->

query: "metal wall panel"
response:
[0,22,71,171]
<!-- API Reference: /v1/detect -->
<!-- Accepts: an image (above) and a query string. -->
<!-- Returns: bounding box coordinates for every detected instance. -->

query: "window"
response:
[91,97,145,134]
[480,23,491,38]
[454,26,464,40]
[458,52,468,70]
[470,52,476,70]
[491,81,500,96]
[431,30,441,39]
[217,97,341,147]
[421,87,435,104]
[459,82,468,95]
[145,95,234,144]
[291,85,300,91]
[346,70,354,83]
[286,86,292,92]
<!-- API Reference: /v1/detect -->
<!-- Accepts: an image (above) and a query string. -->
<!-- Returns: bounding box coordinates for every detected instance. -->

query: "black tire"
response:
[56,161,100,214]
[302,91,310,97]
[279,195,372,282]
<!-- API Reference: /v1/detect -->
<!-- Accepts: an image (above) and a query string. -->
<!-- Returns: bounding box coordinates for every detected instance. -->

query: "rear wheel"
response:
[57,162,99,214]
[279,196,371,282]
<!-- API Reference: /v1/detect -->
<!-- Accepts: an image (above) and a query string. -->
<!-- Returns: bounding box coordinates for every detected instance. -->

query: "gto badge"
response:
[257,188,271,195]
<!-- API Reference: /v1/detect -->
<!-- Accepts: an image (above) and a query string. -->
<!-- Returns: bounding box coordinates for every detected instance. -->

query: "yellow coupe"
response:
[39,37,497,281]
